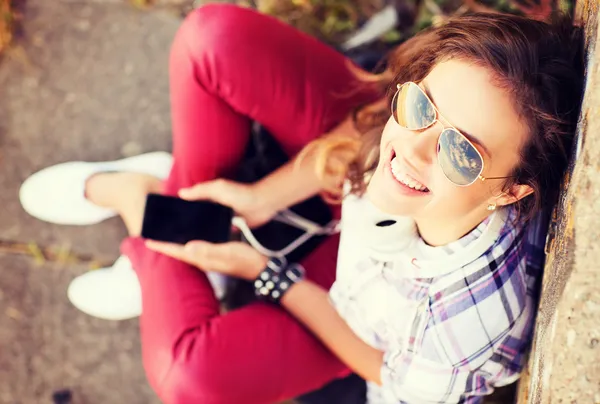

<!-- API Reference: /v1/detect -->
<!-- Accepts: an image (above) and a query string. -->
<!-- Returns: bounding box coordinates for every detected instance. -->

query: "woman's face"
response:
[367,59,530,235]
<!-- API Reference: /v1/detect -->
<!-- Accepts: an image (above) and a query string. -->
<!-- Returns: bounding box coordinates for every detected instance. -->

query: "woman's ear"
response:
[496,184,534,207]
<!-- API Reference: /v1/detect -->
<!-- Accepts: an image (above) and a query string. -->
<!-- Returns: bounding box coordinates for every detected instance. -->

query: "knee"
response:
[176,4,258,57]
[155,362,240,404]
[144,335,241,404]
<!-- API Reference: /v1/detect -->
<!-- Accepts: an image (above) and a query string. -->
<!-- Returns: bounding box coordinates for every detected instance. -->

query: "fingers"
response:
[183,241,213,268]
[145,239,225,273]
[186,241,234,273]
[146,239,265,279]
[178,179,230,202]
[145,240,190,263]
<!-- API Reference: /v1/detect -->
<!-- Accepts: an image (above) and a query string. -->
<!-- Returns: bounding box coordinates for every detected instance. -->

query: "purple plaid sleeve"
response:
[377,213,546,403]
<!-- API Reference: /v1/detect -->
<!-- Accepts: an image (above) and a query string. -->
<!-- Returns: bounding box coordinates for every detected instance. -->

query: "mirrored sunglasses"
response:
[391,82,508,186]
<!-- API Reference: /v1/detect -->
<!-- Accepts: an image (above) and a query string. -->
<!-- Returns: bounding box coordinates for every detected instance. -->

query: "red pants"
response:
[121,5,379,404]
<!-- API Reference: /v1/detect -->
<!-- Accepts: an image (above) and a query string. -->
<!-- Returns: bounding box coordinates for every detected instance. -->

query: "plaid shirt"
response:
[329,195,546,403]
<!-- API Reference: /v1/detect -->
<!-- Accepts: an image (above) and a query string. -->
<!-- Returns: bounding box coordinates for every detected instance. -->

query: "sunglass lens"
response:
[437,129,483,186]
[392,82,436,130]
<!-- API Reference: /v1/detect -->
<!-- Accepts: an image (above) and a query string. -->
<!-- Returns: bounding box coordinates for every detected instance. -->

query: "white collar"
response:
[346,196,510,278]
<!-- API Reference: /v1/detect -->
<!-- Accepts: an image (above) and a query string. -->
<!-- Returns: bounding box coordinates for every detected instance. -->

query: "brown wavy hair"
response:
[302,12,584,221]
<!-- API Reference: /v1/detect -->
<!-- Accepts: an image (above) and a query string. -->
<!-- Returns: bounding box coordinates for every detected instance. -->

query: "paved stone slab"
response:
[0,1,180,402]
[0,256,157,404]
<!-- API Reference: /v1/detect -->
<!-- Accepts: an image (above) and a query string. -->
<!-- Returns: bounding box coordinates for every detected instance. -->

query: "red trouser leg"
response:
[120,5,380,404]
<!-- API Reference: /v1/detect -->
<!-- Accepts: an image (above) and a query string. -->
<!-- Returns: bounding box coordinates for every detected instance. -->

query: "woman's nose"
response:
[401,122,439,166]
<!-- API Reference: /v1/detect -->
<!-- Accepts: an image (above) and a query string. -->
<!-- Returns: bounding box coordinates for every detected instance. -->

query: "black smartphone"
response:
[141,193,233,245]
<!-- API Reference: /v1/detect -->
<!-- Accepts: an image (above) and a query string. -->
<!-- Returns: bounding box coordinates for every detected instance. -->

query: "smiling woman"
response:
[318,14,584,244]
[19,5,584,404]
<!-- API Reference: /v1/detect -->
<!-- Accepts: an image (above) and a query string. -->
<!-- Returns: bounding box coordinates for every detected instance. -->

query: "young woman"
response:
[19,4,583,404]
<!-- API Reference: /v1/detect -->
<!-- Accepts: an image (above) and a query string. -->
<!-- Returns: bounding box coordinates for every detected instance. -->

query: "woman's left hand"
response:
[146,240,269,280]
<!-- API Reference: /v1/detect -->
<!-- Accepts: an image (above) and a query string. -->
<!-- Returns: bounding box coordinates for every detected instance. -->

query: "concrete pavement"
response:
[0,1,178,402]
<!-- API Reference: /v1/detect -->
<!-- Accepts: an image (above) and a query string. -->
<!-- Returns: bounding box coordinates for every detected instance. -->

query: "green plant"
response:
[151,0,575,47]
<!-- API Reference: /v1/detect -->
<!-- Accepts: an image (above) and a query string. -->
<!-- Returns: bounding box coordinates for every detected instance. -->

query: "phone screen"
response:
[141,193,233,245]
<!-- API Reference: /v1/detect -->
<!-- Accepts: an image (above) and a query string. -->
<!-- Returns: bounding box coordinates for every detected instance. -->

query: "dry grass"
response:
[0,0,13,54]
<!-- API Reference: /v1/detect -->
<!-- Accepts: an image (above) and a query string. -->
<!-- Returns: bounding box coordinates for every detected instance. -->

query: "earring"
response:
[487,203,497,211]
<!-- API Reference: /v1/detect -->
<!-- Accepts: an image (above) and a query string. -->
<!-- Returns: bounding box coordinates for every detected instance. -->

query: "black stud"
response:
[376,220,397,227]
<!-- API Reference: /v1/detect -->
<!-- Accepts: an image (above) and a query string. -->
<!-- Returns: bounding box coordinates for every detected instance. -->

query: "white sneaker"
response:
[68,255,228,321]
[67,255,142,321]
[19,152,173,225]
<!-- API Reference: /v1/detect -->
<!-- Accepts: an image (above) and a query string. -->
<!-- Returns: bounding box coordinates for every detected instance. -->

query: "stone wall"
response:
[517,1,600,402]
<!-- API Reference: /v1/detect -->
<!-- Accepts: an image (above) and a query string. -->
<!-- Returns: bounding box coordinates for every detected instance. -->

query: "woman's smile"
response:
[384,156,431,197]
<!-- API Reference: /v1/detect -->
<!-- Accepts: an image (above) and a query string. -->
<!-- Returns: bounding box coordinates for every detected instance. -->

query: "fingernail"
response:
[178,189,190,198]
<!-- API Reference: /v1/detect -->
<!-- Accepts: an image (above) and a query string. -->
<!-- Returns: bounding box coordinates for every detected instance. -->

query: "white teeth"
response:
[390,158,428,191]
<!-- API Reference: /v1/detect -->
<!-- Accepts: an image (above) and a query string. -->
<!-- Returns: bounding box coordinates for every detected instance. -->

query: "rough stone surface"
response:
[0,1,178,402]
[517,2,600,403]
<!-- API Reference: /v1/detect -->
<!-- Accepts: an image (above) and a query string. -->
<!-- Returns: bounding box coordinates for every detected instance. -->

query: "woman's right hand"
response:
[178,179,276,228]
